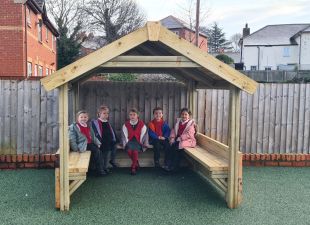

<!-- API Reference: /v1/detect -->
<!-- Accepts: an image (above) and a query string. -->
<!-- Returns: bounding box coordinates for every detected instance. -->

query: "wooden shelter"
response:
[41,22,258,211]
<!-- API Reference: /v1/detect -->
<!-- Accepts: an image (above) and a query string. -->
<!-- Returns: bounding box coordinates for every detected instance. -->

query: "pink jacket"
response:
[170,118,196,149]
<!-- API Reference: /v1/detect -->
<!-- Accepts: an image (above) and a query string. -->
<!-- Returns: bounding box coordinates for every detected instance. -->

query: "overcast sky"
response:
[134,0,310,39]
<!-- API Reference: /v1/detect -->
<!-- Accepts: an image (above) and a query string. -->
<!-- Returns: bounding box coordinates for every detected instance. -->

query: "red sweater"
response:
[77,123,92,144]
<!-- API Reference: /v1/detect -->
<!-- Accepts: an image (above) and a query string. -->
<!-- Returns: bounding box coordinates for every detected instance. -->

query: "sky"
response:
[134,0,310,39]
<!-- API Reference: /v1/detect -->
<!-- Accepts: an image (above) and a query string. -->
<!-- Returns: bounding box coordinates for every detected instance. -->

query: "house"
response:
[160,15,208,51]
[0,0,59,79]
[241,23,310,71]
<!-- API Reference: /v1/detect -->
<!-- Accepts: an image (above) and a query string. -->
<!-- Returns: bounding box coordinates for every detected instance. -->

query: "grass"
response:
[0,167,310,225]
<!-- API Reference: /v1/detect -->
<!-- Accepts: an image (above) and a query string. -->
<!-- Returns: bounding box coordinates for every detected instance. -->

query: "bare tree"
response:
[84,0,146,43]
[230,33,242,52]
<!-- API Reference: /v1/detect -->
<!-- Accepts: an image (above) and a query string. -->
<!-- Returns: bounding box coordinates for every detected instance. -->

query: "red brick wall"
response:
[0,0,57,79]
[26,5,57,78]
[176,28,208,52]
[0,0,24,77]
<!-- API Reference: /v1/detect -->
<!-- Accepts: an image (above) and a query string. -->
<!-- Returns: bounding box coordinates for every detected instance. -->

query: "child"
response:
[91,105,118,175]
[167,108,196,172]
[148,107,170,168]
[69,110,105,176]
[122,108,148,175]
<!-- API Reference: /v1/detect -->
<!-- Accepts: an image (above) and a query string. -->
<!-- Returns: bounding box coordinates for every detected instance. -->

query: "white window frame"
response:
[265,66,272,71]
[27,62,32,77]
[38,65,43,76]
[34,64,38,77]
[250,66,257,71]
[46,26,49,41]
[46,67,49,76]
[283,47,290,57]
[37,21,42,42]
[26,8,31,26]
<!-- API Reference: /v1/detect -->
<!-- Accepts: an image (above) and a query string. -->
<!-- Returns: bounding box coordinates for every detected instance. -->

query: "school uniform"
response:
[122,119,148,174]
[148,119,171,167]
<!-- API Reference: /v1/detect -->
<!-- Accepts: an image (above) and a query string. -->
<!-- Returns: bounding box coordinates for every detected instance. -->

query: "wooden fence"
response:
[0,80,59,155]
[0,80,309,155]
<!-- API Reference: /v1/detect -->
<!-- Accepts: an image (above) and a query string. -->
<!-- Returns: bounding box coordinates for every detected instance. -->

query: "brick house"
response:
[0,0,59,79]
[160,15,208,51]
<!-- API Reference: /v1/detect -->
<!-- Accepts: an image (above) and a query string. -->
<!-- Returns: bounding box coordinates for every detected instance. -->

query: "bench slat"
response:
[184,146,228,171]
[69,151,91,173]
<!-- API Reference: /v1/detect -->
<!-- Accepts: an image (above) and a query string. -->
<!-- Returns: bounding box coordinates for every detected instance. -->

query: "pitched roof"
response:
[41,22,257,94]
[243,24,310,46]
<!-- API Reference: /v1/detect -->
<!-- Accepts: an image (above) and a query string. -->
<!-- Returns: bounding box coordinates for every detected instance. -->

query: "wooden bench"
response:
[184,132,241,195]
[55,150,91,209]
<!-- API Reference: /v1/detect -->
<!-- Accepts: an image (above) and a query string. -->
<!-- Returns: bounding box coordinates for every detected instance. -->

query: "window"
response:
[46,68,49,76]
[283,47,290,57]
[46,27,49,41]
[38,66,43,76]
[250,66,257,71]
[34,64,38,76]
[27,62,32,77]
[265,66,272,71]
[37,20,42,42]
[173,31,179,35]
[26,8,31,26]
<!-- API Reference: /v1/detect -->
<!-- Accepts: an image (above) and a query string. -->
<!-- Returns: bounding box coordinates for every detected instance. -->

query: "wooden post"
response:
[58,84,70,211]
[187,80,197,121]
[227,86,242,208]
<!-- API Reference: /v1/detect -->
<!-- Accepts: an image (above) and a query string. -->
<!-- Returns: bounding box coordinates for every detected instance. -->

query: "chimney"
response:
[243,23,250,37]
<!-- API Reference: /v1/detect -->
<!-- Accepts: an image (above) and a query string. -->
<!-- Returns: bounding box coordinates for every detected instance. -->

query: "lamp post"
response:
[195,0,200,47]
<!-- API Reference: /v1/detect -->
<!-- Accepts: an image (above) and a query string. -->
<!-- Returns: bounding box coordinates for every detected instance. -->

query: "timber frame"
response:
[41,21,258,211]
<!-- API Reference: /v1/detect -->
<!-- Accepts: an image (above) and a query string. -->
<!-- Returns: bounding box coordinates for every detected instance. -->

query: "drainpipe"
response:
[257,46,260,70]
[298,35,302,70]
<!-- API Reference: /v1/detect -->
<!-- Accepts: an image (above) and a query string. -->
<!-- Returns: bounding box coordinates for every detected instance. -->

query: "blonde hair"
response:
[97,105,109,117]
[76,110,88,118]
[129,108,139,115]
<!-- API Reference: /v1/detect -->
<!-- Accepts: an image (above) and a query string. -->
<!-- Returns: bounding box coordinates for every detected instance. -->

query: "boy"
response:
[69,110,105,176]
[91,105,118,175]
[122,108,149,175]
[148,107,171,168]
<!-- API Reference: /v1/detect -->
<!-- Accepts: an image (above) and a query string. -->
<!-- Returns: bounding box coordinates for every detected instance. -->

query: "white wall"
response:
[243,45,299,70]
[300,33,310,69]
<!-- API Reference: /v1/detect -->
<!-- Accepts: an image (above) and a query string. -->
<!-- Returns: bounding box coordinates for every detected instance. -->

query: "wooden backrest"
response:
[68,151,91,173]
[195,132,229,160]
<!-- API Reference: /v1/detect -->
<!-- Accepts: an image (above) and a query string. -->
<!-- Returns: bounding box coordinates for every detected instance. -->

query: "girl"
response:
[91,105,118,175]
[122,108,149,175]
[166,108,196,172]
[69,110,105,176]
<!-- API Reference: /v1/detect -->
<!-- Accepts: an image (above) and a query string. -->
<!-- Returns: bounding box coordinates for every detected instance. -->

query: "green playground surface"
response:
[0,167,309,225]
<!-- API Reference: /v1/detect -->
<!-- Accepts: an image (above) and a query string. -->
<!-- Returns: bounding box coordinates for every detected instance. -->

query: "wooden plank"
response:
[3,80,11,154]
[101,61,200,68]
[9,80,17,154]
[280,84,288,153]
[227,87,242,209]
[205,89,212,136]
[304,84,310,153]
[46,89,54,153]
[147,21,161,41]
[40,85,47,154]
[69,151,91,173]
[23,81,32,154]
[69,180,85,196]
[31,81,40,154]
[274,84,283,153]
[216,90,224,142]
[268,84,277,154]
[210,90,217,139]
[251,86,259,153]
[55,168,60,209]
[285,84,293,153]
[240,91,247,153]
[183,147,228,171]
[245,91,253,153]
[195,133,229,159]
[197,90,206,133]
[158,26,258,94]
[292,84,300,153]
[256,84,265,153]
[0,80,3,151]
[41,25,149,91]
[162,83,169,124]
[168,83,175,128]
[52,89,59,152]
[297,84,306,153]
[222,90,230,146]
[110,56,193,62]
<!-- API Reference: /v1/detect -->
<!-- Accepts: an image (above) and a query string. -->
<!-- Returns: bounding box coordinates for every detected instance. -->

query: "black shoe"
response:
[109,160,118,168]
[154,162,160,168]
[97,170,107,177]
[105,168,112,174]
